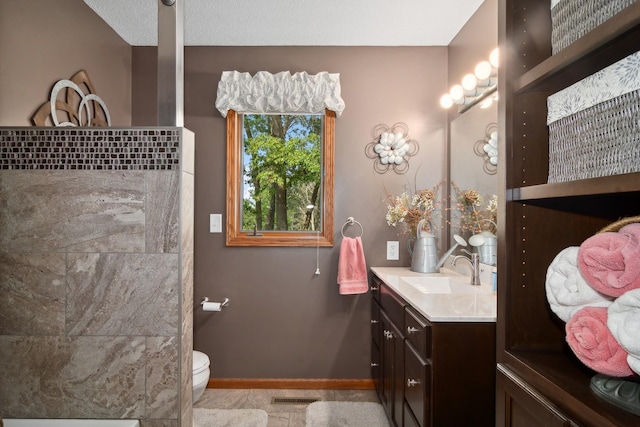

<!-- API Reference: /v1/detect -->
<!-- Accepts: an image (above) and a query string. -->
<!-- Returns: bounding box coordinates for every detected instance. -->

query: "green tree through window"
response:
[226,109,335,247]
[241,114,322,232]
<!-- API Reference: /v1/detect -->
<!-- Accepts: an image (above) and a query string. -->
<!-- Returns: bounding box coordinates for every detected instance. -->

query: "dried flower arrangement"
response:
[450,182,497,235]
[385,181,443,237]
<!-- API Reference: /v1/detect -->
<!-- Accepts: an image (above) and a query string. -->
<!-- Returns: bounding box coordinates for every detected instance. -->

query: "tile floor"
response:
[194,388,380,427]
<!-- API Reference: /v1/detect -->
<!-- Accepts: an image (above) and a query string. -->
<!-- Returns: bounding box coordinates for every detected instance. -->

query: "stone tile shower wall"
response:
[0,128,195,427]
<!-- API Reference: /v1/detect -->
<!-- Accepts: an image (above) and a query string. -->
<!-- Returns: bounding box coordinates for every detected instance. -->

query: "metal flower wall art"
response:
[31,70,111,127]
[365,122,419,174]
[474,123,498,175]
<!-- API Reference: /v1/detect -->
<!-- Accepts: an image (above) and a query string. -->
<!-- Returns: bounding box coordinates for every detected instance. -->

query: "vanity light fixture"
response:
[440,48,499,113]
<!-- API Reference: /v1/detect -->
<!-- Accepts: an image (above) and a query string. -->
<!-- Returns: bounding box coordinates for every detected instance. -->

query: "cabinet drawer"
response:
[371,299,381,348]
[405,306,431,359]
[381,282,405,329]
[370,274,382,302]
[498,366,579,427]
[404,340,431,427]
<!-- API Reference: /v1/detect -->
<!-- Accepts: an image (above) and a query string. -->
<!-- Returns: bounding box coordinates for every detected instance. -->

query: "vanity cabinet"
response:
[370,273,496,427]
[497,1,640,426]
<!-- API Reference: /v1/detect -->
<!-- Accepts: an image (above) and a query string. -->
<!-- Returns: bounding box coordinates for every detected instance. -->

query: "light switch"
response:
[209,214,222,233]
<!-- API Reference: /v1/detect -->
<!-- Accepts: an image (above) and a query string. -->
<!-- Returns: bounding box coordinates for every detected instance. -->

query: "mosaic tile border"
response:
[0,128,181,170]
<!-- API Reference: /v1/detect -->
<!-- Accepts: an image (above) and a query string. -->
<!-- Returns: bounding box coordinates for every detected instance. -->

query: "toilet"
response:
[192,350,210,403]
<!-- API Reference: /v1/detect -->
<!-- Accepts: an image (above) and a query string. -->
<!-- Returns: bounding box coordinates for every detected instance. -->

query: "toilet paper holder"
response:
[200,297,229,309]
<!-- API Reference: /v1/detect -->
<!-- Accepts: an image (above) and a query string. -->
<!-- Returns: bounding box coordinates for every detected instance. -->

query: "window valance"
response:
[215,71,345,118]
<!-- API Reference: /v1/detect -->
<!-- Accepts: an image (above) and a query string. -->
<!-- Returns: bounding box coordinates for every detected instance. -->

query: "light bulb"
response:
[479,97,493,109]
[474,61,493,80]
[462,74,478,91]
[450,84,464,101]
[489,48,499,68]
[440,94,454,109]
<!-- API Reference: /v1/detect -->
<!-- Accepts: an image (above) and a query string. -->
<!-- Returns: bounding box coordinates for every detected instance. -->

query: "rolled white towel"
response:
[608,288,640,376]
[546,246,614,322]
[627,355,640,376]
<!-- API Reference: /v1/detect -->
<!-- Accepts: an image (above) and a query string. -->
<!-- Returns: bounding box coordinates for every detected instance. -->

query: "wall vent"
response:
[271,397,320,405]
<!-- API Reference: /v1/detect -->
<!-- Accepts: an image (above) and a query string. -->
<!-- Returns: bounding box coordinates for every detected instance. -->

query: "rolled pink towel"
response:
[577,223,640,297]
[565,306,633,377]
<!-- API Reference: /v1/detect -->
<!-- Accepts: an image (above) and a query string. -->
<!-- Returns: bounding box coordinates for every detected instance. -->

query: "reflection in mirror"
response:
[440,48,499,113]
[449,101,498,255]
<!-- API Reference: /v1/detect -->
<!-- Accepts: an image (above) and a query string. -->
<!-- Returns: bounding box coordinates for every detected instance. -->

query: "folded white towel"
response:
[608,288,640,376]
[546,246,614,322]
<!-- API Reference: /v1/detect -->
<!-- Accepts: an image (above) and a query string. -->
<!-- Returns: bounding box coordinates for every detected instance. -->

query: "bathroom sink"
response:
[401,274,471,294]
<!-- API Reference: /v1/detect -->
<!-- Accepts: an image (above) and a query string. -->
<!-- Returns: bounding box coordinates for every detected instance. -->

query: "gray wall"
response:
[133,46,449,379]
[0,0,132,126]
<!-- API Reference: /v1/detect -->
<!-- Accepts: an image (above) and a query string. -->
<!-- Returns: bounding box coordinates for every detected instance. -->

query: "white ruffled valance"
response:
[215,71,345,118]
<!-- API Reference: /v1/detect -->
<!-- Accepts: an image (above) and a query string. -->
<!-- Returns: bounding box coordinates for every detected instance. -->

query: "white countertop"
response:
[370,266,497,323]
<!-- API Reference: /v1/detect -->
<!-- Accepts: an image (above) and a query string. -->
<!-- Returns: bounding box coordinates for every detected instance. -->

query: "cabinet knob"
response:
[407,379,420,387]
[371,319,379,324]
[407,326,419,334]
[384,330,393,339]
[371,286,379,291]
[371,363,379,367]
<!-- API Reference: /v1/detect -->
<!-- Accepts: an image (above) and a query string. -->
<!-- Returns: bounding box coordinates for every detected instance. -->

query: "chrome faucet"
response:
[451,250,481,286]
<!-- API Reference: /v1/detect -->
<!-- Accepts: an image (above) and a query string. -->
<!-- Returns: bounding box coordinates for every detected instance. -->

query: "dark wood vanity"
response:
[497,1,640,426]
[370,268,496,427]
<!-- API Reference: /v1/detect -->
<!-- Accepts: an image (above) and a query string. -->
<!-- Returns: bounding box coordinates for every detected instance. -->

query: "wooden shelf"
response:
[498,1,640,425]
[502,350,640,427]
[514,2,640,94]
[509,172,640,200]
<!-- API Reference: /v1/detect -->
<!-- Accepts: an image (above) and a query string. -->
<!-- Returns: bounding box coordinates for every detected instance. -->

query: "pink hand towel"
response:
[337,236,368,295]
[565,306,633,377]
[577,223,640,297]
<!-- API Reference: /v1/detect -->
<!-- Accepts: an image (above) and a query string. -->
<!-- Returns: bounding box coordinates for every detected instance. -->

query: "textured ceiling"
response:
[83,0,484,46]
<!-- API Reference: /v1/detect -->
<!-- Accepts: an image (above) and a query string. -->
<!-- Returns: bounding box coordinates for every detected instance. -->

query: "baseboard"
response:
[207,378,375,390]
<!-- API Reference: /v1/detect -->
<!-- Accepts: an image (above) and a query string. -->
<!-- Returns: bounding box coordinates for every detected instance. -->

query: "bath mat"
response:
[306,401,390,427]
[193,407,268,427]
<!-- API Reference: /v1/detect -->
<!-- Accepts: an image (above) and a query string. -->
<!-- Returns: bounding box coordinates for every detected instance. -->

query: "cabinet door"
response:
[372,340,381,399]
[380,312,394,419]
[498,366,578,427]
[404,340,431,427]
[381,311,404,427]
[372,299,381,349]
[390,319,404,427]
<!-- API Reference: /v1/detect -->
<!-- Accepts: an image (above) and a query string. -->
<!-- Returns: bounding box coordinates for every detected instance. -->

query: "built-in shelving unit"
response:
[497,1,640,426]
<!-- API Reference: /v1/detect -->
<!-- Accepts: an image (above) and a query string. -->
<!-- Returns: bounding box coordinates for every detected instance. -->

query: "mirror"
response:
[449,101,498,253]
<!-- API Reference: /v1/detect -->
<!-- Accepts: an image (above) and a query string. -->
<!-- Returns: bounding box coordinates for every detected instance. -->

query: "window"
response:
[226,109,335,247]
[216,71,344,247]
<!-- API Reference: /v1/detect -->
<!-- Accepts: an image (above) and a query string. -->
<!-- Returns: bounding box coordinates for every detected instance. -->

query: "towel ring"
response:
[341,217,364,238]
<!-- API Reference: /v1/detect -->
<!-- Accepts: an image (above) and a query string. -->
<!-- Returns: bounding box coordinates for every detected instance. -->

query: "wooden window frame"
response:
[226,109,335,247]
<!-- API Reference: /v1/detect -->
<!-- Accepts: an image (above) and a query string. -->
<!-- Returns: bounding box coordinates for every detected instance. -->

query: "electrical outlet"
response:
[209,214,222,233]
[387,241,399,260]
